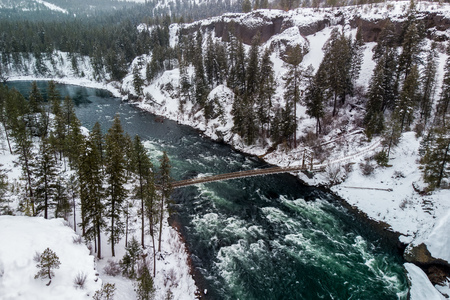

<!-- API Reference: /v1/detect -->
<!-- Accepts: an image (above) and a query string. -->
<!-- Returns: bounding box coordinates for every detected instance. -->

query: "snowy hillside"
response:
[0,216,101,299]
[3,1,450,298]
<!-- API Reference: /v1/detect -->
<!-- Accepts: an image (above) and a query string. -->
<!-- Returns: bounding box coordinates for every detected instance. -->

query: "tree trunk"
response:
[437,142,449,188]
[97,220,102,259]
[158,194,164,252]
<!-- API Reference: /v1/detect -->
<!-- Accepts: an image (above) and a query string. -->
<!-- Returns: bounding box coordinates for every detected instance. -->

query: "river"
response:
[8,81,409,299]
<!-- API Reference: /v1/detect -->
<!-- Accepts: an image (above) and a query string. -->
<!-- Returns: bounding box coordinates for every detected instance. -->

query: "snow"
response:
[35,0,68,14]
[3,1,450,298]
[0,216,101,299]
[405,263,445,300]
[0,129,198,300]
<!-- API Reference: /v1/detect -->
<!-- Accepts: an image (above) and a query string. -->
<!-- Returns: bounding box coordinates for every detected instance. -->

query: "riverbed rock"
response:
[404,243,450,285]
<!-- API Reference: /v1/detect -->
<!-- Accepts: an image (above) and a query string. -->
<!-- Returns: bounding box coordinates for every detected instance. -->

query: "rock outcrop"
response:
[404,243,450,285]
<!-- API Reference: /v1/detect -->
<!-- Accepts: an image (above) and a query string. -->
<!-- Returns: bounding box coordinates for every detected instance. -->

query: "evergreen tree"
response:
[394,64,420,132]
[28,82,44,134]
[193,30,208,108]
[34,137,58,219]
[304,69,325,137]
[257,48,276,139]
[157,151,172,253]
[398,6,423,80]
[93,283,116,300]
[229,40,246,95]
[205,34,216,87]
[420,43,438,127]
[242,0,252,12]
[421,120,450,190]
[437,42,450,127]
[105,114,128,257]
[120,236,142,278]
[66,114,84,170]
[79,138,105,259]
[382,117,402,159]
[178,64,192,114]
[0,164,10,215]
[363,53,391,138]
[48,80,61,117]
[133,66,145,96]
[246,34,260,97]
[132,135,154,247]
[318,28,352,117]
[34,248,61,285]
[54,176,70,220]
[135,263,155,300]
[7,90,35,215]
[91,122,105,172]
[283,44,306,148]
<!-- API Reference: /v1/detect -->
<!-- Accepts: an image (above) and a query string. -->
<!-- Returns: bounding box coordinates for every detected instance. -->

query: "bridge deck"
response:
[171,165,311,189]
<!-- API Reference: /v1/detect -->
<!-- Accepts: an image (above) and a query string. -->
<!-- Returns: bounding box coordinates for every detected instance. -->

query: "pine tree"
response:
[79,138,105,259]
[304,69,325,137]
[34,137,58,219]
[283,44,306,148]
[133,66,145,96]
[421,120,450,190]
[157,151,172,252]
[398,6,423,80]
[364,53,389,139]
[394,64,420,132]
[257,48,276,139]
[135,263,155,300]
[0,164,10,215]
[34,248,61,285]
[382,117,402,159]
[229,40,246,95]
[132,135,154,247]
[419,43,438,127]
[121,236,142,278]
[8,90,35,215]
[93,283,116,300]
[246,34,260,97]
[205,34,216,87]
[193,30,208,108]
[54,176,70,220]
[91,122,105,172]
[318,28,352,117]
[66,114,84,170]
[178,64,192,114]
[28,82,44,134]
[437,42,450,127]
[105,114,128,257]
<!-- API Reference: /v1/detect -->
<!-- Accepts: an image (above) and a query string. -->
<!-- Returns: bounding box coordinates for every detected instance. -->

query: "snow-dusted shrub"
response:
[164,268,179,288]
[325,164,343,185]
[359,159,375,176]
[103,259,121,277]
[393,170,405,179]
[73,272,87,289]
[399,198,413,210]
[72,235,83,244]
[33,251,41,263]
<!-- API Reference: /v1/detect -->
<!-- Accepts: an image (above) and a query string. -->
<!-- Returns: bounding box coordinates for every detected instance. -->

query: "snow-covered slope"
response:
[0,216,101,300]
[3,1,450,297]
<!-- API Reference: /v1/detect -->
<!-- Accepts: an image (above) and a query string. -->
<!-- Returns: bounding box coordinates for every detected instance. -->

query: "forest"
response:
[0,81,174,295]
[0,1,448,189]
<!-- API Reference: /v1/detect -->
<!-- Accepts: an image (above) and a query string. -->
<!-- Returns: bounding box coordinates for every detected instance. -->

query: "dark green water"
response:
[8,81,409,299]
